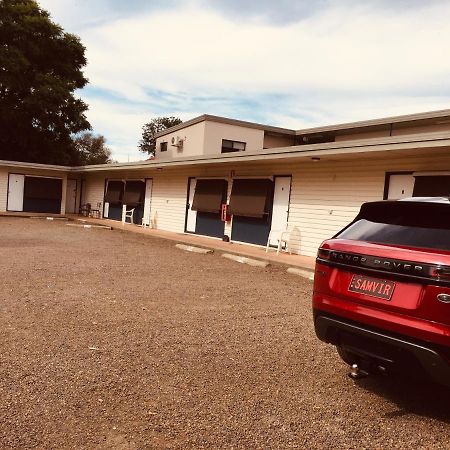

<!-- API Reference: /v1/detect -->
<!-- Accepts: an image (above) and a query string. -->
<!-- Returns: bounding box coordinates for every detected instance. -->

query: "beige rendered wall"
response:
[203,121,264,155]
[392,123,450,136]
[80,149,450,257]
[155,122,206,160]
[335,122,450,142]
[0,166,68,214]
[263,134,295,148]
[335,130,389,141]
[155,121,267,160]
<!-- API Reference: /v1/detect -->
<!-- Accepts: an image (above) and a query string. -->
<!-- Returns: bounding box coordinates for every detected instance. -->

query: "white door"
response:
[7,174,25,211]
[387,174,415,199]
[185,178,197,232]
[270,176,291,245]
[143,179,153,226]
[65,179,77,213]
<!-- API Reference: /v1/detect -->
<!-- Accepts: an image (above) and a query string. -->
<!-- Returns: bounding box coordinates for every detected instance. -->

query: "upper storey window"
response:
[221,139,246,153]
[160,142,168,152]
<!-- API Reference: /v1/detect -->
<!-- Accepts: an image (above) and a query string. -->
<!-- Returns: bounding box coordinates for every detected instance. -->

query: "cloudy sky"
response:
[39,0,450,161]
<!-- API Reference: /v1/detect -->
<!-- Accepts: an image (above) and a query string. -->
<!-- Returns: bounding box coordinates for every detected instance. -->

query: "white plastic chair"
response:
[266,227,293,254]
[122,207,135,224]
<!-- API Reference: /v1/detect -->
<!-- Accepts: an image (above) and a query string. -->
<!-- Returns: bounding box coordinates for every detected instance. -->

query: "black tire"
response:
[336,345,360,366]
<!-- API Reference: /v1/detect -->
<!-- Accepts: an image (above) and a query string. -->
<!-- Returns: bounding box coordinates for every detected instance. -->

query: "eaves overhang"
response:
[72,131,450,173]
[2,132,449,175]
[0,159,70,172]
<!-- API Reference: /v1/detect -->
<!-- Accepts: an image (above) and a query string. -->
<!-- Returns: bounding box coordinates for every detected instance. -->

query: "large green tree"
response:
[73,132,113,165]
[0,0,91,165]
[139,116,182,156]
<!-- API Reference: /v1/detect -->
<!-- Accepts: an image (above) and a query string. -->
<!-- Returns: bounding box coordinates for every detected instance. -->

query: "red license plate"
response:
[348,274,395,300]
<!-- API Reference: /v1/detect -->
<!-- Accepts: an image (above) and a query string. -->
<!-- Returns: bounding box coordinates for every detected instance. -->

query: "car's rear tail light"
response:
[431,266,450,281]
[317,247,331,260]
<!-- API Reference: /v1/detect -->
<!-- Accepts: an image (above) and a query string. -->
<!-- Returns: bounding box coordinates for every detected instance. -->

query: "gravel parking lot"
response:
[0,217,449,449]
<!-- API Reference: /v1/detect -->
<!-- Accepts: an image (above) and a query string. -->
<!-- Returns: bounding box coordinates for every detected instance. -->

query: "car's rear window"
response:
[336,201,450,251]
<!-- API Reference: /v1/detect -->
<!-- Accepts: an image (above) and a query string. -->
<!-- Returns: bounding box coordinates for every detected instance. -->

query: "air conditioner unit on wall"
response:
[171,136,184,148]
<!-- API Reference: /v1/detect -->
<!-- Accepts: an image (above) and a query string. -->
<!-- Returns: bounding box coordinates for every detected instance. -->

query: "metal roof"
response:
[154,109,450,139]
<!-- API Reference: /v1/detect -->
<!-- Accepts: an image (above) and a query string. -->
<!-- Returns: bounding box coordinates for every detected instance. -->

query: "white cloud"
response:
[39,0,450,160]
[81,3,450,93]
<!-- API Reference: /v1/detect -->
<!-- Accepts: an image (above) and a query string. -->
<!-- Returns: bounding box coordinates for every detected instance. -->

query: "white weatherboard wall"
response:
[80,149,450,257]
[82,174,106,210]
[0,167,9,211]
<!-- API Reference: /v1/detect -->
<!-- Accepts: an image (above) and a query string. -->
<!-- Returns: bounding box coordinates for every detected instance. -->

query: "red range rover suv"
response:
[313,197,450,386]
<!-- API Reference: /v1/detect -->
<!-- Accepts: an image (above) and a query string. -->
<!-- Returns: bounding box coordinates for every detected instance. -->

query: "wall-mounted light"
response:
[311,157,321,162]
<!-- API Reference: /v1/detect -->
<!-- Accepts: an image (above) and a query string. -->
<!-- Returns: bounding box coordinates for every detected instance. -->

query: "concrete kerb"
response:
[29,216,69,221]
[222,253,270,268]
[66,223,112,230]
[175,244,214,254]
[287,267,315,280]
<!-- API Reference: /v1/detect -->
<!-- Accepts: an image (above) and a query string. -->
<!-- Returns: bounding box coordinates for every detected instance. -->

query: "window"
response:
[191,179,228,213]
[228,179,273,218]
[221,139,246,153]
[336,201,450,251]
[122,180,146,206]
[297,133,335,145]
[160,142,168,152]
[104,180,124,204]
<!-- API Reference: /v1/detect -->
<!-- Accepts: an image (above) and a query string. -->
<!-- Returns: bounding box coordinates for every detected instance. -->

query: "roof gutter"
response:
[0,159,70,171]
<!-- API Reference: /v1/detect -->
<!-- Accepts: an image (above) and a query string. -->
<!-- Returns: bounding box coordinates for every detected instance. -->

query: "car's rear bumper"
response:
[314,310,450,387]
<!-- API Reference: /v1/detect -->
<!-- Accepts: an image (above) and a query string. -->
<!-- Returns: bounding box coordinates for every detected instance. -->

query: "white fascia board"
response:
[0,159,70,171]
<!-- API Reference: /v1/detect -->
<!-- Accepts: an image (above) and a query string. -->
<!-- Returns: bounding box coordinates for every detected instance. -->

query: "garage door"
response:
[7,174,62,213]
[23,176,62,213]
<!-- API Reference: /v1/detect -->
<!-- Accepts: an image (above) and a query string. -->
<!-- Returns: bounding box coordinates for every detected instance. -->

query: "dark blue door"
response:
[231,214,271,245]
[195,212,225,238]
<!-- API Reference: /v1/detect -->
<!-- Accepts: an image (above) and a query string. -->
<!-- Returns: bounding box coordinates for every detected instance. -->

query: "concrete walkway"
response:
[67,215,316,272]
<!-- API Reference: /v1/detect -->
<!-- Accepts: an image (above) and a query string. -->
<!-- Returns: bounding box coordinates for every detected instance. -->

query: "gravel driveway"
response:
[0,217,449,449]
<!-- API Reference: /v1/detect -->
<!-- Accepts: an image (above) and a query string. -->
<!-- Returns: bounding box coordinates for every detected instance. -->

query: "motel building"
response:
[1,109,450,258]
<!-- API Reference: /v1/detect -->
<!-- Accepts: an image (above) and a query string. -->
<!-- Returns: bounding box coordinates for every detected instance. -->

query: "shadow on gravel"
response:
[356,374,450,423]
